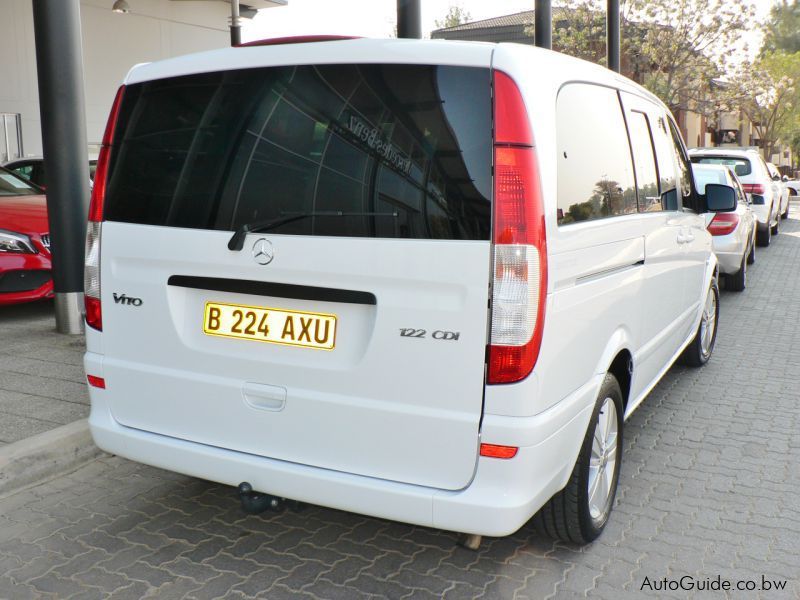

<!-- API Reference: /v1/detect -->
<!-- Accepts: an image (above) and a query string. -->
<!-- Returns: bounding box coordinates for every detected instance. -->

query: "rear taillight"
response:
[487,71,547,385]
[85,85,124,331]
[707,212,740,236]
[84,221,102,330]
[742,183,766,195]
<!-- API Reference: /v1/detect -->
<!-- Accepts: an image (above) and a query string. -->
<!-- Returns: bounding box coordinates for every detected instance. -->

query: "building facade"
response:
[0,0,282,161]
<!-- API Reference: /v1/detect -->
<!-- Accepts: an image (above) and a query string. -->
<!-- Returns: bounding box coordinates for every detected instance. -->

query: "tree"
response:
[723,52,800,160]
[527,0,753,120]
[762,0,800,55]
[629,0,754,116]
[435,5,471,30]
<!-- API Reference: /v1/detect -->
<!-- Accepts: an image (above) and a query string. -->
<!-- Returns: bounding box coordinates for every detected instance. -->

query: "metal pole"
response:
[607,0,620,72]
[534,0,552,49]
[397,0,421,39]
[32,0,90,334]
[15,113,24,157]
[230,0,242,46]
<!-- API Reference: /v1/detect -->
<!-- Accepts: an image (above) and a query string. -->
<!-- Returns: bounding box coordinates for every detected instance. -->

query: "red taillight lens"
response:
[87,375,106,389]
[89,85,124,222]
[85,294,102,331]
[707,212,739,236]
[479,443,518,459]
[742,183,766,195]
[493,71,533,146]
[488,71,547,385]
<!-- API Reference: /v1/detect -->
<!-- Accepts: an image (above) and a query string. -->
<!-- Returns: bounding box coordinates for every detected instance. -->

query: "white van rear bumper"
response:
[87,378,595,538]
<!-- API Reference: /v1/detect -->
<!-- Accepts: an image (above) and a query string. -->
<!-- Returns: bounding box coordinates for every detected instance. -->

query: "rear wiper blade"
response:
[227,211,398,251]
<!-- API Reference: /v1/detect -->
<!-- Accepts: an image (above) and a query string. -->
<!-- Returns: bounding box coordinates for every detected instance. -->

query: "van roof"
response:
[122,37,660,107]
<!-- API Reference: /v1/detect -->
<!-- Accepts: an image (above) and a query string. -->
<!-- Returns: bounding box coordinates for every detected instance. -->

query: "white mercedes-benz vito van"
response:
[84,38,735,545]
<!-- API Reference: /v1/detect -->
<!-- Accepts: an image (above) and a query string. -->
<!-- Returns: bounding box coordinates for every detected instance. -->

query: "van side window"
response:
[667,119,693,202]
[626,111,660,212]
[556,84,637,225]
[649,115,679,211]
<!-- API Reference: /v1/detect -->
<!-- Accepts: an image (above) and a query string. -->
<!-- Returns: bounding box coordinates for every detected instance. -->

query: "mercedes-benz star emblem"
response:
[252,238,274,265]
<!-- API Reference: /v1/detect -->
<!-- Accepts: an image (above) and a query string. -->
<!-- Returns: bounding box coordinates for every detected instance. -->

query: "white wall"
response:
[0,0,231,159]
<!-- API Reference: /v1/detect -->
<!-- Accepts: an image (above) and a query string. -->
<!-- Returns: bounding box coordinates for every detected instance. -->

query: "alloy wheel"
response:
[588,397,619,524]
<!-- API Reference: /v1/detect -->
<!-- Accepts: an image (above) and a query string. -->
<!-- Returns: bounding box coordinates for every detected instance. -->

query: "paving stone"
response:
[3,206,800,597]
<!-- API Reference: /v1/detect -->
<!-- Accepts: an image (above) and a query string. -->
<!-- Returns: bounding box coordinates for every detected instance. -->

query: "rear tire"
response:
[747,237,755,265]
[757,224,771,247]
[772,213,780,235]
[782,205,789,219]
[681,278,719,367]
[727,255,746,292]
[533,374,623,544]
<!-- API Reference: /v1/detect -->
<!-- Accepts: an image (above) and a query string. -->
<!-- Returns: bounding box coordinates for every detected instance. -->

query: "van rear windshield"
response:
[104,64,492,240]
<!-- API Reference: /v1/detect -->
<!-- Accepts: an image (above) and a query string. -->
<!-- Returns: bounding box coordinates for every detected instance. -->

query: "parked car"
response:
[782,175,799,198]
[84,38,734,546]
[0,166,52,305]
[689,148,781,246]
[767,162,790,219]
[692,163,756,291]
[2,156,97,191]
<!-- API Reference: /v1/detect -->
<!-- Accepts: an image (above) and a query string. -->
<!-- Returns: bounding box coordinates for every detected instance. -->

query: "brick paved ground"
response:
[0,302,87,446]
[1,207,800,598]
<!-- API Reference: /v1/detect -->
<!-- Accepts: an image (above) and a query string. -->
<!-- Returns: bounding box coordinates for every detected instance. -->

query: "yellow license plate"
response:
[203,301,336,350]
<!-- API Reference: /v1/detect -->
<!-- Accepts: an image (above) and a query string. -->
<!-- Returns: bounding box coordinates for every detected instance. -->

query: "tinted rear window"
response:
[691,156,751,177]
[104,64,492,240]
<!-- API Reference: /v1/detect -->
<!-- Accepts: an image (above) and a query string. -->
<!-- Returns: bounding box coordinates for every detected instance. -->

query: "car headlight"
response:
[0,229,37,254]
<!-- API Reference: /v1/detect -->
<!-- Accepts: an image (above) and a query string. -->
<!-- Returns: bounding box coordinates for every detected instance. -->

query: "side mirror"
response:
[773,174,781,182]
[783,175,789,182]
[705,183,737,212]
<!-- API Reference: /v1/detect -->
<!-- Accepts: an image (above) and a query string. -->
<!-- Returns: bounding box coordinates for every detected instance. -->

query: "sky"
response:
[245,0,778,59]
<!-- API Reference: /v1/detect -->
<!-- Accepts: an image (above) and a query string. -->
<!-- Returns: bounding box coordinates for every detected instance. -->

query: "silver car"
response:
[692,163,756,292]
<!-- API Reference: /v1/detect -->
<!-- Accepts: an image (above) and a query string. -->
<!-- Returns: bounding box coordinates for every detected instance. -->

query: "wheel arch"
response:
[594,329,634,413]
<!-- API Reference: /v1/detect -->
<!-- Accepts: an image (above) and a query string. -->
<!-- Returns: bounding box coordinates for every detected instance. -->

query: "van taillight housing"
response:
[487,71,547,384]
[85,85,124,331]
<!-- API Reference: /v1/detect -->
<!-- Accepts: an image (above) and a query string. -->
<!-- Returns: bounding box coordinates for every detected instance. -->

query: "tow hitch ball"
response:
[237,482,302,515]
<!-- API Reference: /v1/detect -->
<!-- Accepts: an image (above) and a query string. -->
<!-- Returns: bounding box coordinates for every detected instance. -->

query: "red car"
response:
[0,167,53,305]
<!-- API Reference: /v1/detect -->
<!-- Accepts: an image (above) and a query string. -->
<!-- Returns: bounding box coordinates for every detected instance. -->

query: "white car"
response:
[783,176,799,197]
[690,148,781,246]
[84,38,734,545]
[692,163,756,291]
[767,162,790,220]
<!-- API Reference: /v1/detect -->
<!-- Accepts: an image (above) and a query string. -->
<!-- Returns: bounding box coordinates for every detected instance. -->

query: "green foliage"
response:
[762,0,800,55]
[435,5,471,30]
[723,51,799,160]
[528,0,753,118]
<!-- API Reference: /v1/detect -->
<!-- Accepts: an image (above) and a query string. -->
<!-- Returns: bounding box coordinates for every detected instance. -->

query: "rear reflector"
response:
[488,71,547,385]
[480,443,518,459]
[707,212,739,236]
[87,375,106,389]
[742,183,766,195]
